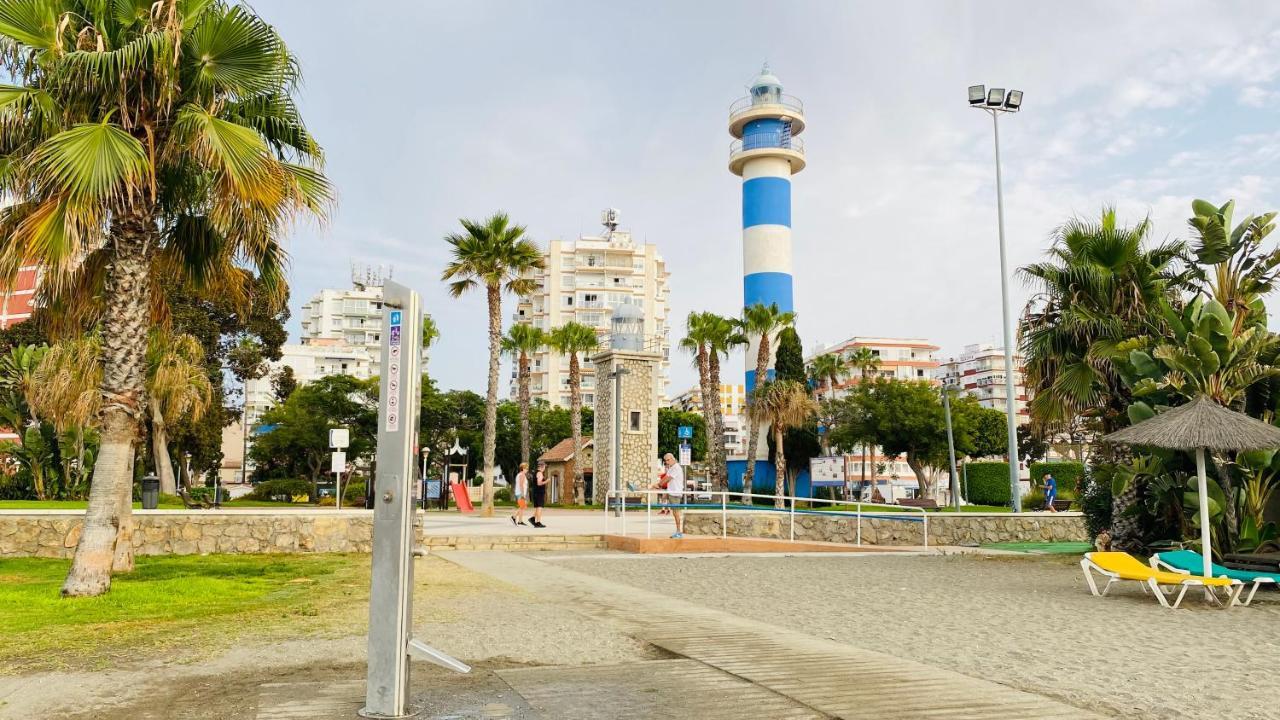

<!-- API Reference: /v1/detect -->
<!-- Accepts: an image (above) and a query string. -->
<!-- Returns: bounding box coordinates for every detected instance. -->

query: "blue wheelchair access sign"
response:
[677,425,693,439]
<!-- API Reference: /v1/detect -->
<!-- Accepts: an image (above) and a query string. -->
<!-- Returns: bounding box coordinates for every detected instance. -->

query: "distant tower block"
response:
[728,64,806,392]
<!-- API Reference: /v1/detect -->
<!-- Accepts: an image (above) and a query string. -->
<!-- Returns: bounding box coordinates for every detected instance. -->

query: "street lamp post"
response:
[941,380,960,511]
[608,365,629,515]
[969,83,1025,512]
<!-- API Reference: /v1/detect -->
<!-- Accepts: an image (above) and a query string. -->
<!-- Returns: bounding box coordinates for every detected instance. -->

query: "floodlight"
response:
[1004,89,1023,111]
[986,88,1005,106]
[968,85,986,105]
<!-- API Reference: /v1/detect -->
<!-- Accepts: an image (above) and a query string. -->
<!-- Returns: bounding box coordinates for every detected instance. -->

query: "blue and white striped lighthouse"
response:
[729,64,806,392]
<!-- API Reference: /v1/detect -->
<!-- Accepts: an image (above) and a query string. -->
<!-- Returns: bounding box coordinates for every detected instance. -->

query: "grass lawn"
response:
[0,499,309,510]
[0,554,369,673]
[983,541,1094,554]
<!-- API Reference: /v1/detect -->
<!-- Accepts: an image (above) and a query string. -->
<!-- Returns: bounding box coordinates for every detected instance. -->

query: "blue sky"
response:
[257,0,1280,394]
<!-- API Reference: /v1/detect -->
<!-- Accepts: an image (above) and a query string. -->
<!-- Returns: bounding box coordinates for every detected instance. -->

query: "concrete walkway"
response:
[443,551,1105,720]
[420,508,673,537]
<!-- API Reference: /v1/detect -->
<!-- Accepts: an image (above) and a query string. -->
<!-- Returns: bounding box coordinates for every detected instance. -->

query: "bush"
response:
[342,481,366,504]
[1030,461,1084,499]
[963,461,1010,505]
[246,478,311,502]
[494,487,512,503]
[188,486,230,503]
[1022,490,1045,510]
[1080,460,1117,540]
[317,496,335,507]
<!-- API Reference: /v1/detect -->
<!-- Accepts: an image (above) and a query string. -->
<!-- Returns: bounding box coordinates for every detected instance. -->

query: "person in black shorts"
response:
[530,460,548,528]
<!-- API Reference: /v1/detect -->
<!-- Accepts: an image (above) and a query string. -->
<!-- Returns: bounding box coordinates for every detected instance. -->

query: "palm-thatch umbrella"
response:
[1103,395,1280,583]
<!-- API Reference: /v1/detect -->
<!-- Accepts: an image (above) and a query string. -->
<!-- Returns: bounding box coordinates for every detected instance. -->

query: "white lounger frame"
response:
[1080,555,1243,609]
[1148,556,1276,607]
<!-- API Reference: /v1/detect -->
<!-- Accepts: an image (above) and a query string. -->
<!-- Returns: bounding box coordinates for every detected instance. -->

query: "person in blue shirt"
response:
[1042,472,1057,512]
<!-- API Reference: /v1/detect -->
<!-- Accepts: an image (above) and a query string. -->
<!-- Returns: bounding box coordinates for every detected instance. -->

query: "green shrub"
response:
[246,478,311,502]
[963,462,1010,505]
[1080,461,1116,540]
[317,496,335,507]
[342,482,366,504]
[189,486,230,503]
[1022,489,1045,510]
[494,487,512,503]
[1030,461,1084,499]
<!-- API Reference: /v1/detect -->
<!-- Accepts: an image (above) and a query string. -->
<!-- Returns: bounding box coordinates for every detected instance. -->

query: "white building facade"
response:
[672,383,749,459]
[513,210,670,409]
[939,343,1030,425]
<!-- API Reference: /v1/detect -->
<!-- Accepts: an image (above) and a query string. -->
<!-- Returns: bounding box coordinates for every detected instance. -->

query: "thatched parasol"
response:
[1103,395,1280,586]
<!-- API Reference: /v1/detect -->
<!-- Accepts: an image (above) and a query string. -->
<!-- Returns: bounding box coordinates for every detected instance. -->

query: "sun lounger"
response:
[1150,549,1278,606]
[1080,551,1242,609]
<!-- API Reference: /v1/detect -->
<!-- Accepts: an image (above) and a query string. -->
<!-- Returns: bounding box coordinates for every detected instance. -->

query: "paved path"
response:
[421,508,673,537]
[443,551,1106,720]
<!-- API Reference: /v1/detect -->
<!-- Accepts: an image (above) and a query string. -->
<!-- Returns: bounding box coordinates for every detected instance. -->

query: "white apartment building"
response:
[672,383,748,458]
[242,338,375,427]
[513,209,671,408]
[807,336,941,397]
[939,343,1030,425]
[296,267,429,378]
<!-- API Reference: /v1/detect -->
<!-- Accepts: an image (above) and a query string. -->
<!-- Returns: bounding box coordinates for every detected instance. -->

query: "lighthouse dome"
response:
[749,64,783,104]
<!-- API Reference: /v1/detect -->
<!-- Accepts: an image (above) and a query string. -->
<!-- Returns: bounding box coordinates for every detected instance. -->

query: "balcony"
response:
[728,94,806,137]
[729,135,805,175]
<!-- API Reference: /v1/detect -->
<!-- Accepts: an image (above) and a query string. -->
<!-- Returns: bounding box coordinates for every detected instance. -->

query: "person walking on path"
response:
[1041,472,1058,512]
[653,453,686,538]
[530,461,548,528]
[511,462,529,526]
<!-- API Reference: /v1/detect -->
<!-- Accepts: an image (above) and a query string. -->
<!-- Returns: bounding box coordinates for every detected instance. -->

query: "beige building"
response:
[807,336,941,397]
[939,343,1030,425]
[671,383,748,459]
[513,209,670,409]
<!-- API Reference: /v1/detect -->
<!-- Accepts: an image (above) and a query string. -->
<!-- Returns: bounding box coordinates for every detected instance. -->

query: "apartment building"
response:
[939,343,1030,424]
[671,383,749,458]
[807,336,941,397]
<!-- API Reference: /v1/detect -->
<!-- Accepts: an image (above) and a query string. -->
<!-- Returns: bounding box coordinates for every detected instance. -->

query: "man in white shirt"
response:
[659,453,685,539]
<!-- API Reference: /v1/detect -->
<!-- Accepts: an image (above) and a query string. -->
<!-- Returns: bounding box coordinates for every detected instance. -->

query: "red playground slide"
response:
[450,482,474,513]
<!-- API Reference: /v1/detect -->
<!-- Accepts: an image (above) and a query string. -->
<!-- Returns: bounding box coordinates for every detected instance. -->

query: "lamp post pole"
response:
[971,84,1025,512]
[942,384,960,511]
[610,365,629,515]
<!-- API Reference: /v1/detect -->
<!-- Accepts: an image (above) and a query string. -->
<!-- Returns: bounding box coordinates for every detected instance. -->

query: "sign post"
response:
[360,281,468,719]
[330,428,349,509]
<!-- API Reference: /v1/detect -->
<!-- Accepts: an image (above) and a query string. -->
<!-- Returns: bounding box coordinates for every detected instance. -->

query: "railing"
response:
[729,94,805,119]
[603,488,929,547]
[729,136,805,158]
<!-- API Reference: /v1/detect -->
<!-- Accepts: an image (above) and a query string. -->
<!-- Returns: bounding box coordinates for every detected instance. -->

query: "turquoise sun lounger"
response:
[1151,549,1279,606]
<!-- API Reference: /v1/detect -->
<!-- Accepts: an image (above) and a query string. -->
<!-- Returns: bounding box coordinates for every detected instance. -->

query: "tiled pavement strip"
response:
[443,551,1106,720]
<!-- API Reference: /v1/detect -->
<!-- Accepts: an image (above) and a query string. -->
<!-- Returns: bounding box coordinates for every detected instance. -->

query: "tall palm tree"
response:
[502,324,545,473]
[680,312,717,488]
[0,2,331,596]
[548,322,599,504]
[704,313,743,492]
[846,346,882,489]
[146,332,212,495]
[747,380,818,507]
[806,353,848,454]
[736,303,795,500]
[442,213,543,517]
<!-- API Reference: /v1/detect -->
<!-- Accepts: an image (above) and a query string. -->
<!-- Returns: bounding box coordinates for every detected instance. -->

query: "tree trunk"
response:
[1212,451,1238,551]
[570,353,584,505]
[905,453,933,499]
[708,350,727,493]
[150,404,177,495]
[481,283,501,517]
[694,343,717,491]
[518,352,531,471]
[743,337,771,501]
[1109,478,1144,552]
[62,212,151,596]
[773,426,786,508]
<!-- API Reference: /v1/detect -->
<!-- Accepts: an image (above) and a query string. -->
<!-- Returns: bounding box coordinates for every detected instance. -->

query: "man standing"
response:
[657,453,685,539]
[531,461,548,528]
[1042,471,1057,512]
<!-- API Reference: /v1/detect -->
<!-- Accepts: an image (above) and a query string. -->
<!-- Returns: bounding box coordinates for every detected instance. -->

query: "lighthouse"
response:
[729,64,806,392]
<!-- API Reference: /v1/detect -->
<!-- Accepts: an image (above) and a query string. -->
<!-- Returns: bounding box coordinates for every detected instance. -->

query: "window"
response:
[584,393,594,405]
[629,411,641,431]
[587,256,597,267]
[563,296,574,306]
[916,369,926,378]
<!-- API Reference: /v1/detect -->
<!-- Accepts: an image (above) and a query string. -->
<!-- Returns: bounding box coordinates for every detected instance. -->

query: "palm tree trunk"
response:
[1109,479,1144,552]
[773,426,786,508]
[742,338,770,502]
[63,213,151,596]
[708,351,727,493]
[518,353,531,471]
[481,284,501,517]
[570,353,584,505]
[694,344,716,490]
[150,404,177,495]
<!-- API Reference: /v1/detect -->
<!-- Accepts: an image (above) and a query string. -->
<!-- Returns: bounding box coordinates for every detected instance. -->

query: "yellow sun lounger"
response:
[1080,552,1242,609]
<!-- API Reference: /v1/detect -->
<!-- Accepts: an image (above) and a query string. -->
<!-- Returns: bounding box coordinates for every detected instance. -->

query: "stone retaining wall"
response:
[683,510,1088,546]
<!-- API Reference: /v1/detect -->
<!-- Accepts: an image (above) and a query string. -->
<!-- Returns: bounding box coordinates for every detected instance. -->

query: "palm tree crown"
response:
[548,321,599,503]
[807,353,849,399]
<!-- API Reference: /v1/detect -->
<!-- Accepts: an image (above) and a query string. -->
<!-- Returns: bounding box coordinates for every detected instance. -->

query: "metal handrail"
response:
[729,94,805,118]
[604,488,928,548]
[729,136,804,158]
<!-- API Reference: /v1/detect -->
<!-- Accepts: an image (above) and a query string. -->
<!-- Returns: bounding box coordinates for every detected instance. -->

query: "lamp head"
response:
[986,87,1005,107]
[1004,89,1023,111]
[968,84,986,105]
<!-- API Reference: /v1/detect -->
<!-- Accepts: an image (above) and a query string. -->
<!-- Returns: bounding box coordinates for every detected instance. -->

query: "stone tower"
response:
[592,304,661,503]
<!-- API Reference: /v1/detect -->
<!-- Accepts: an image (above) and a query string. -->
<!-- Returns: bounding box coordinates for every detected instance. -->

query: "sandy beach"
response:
[550,552,1280,720]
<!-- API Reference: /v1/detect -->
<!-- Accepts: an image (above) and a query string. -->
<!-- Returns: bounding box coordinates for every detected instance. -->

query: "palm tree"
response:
[443,213,542,516]
[146,332,212,495]
[680,312,717,488]
[547,322,599,504]
[806,353,848,454]
[502,324,545,473]
[32,336,99,496]
[704,313,743,492]
[736,303,795,500]
[846,347,881,494]
[0,3,331,596]
[747,380,818,507]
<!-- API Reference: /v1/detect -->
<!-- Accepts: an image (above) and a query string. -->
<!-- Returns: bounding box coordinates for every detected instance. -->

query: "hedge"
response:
[246,478,311,502]
[1029,461,1083,499]
[963,461,1010,505]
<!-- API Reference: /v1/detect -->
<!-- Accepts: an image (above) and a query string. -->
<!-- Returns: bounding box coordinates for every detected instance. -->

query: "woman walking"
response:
[530,461,548,528]
[511,462,529,526]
